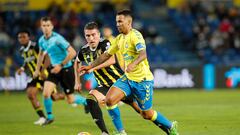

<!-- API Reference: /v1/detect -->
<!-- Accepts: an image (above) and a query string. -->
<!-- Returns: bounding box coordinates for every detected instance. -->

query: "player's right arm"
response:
[74,59,83,92]
[90,40,116,71]
[17,49,27,75]
[17,61,26,75]
[80,52,112,72]
[80,39,119,72]
[74,51,85,92]
[16,67,24,75]
[90,55,116,71]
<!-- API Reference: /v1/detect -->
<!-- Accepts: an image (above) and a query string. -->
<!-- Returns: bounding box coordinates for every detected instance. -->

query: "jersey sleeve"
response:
[107,37,119,55]
[57,35,70,49]
[131,30,146,52]
[19,50,26,68]
[100,39,111,53]
[76,49,84,62]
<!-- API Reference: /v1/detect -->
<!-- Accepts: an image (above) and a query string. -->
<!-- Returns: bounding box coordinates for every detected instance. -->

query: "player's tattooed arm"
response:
[90,52,112,68]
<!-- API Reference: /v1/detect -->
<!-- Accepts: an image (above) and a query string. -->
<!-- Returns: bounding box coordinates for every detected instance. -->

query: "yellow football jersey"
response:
[108,29,153,82]
[107,35,125,70]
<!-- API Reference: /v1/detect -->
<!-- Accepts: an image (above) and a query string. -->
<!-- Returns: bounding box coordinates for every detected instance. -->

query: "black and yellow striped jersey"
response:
[76,39,124,87]
[19,41,39,77]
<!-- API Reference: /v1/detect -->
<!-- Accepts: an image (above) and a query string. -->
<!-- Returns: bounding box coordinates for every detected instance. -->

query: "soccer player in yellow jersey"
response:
[102,26,125,71]
[79,10,179,135]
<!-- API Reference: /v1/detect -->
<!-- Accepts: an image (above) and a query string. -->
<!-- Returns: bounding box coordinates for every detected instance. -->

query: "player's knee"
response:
[43,93,50,98]
[67,98,74,104]
[43,89,52,98]
[50,94,57,101]
[27,89,36,100]
[105,96,115,106]
[141,111,153,120]
[27,92,35,100]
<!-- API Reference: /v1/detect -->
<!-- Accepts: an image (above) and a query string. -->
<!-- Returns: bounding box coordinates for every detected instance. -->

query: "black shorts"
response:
[27,78,44,89]
[95,85,134,104]
[95,86,109,95]
[47,66,75,95]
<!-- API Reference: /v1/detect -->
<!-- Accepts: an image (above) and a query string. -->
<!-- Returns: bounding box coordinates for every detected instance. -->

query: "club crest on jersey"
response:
[125,44,129,48]
[106,42,110,50]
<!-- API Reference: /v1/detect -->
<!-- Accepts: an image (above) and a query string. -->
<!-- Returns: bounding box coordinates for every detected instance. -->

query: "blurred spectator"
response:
[0,29,10,47]
[168,0,240,64]
[219,17,233,33]
[102,26,114,43]
[72,33,84,50]
[209,30,224,53]
[102,25,125,70]
[67,0,93,13]
[3,56,13,77]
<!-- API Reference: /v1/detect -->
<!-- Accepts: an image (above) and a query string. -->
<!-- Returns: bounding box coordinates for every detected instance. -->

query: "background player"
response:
[16,29,65,125]
[79,10,179,135]
[33,17,88,125]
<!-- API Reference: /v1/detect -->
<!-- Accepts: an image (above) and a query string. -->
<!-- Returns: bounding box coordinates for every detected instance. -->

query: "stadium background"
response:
[0,0,240,135]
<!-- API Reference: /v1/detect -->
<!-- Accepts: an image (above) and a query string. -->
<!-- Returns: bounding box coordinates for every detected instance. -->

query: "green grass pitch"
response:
[0,89,240,135]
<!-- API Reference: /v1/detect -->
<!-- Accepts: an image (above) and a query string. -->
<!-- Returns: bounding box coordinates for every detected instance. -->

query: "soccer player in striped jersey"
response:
[79,10,179,135]
[16,29,65,125]
[74,22,140,135]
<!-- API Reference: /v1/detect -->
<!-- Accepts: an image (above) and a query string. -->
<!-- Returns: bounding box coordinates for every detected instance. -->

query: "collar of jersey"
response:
[43,32,56,40]
[21,41,32,52]
[89,44,98,51]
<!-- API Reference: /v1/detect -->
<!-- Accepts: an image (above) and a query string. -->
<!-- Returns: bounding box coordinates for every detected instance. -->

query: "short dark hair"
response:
[17,28,31,36]
[84,22,99,30]
[40,16,52,22]
[117,9,133,18]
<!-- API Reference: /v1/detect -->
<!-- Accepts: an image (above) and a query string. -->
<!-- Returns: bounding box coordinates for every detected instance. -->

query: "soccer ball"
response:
[77,132,91,135]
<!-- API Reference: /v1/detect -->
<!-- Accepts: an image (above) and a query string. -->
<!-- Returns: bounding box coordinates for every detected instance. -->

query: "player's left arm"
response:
[51,45,76,73]
[126,31,147,73]
[61,45,76,66]
[126,48,146,73]
[51,35,76,73]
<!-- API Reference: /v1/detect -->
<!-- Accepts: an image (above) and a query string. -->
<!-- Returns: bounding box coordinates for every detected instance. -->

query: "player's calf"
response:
[86,94,109,134]
[51,92,65,101]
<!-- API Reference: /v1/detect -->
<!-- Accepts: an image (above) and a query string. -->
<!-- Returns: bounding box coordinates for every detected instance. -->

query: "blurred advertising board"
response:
[152,65,240,89]
[152,67,202,89]
[0,73,28,91]
[217,66,240,88]
[1,65,240,91]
